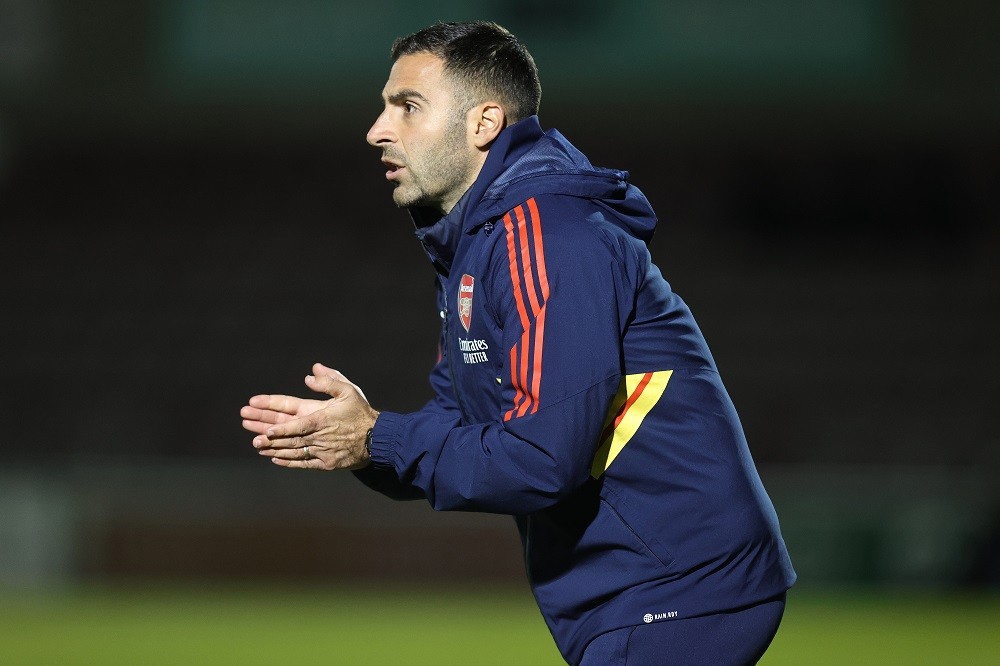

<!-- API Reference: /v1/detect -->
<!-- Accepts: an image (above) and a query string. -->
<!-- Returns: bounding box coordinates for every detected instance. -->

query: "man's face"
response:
[367,53,479,213]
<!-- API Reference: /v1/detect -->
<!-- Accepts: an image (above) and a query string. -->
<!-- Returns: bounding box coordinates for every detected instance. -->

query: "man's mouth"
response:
[382,158,405,181]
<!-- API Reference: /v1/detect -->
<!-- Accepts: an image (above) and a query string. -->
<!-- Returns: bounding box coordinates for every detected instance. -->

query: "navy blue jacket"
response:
[357,116,796,664]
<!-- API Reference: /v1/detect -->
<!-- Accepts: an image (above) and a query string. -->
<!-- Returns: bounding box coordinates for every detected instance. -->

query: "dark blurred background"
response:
[1,1,997,591]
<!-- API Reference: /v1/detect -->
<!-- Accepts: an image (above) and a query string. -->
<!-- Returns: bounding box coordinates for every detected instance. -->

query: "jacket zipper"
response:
[438,276,469,421]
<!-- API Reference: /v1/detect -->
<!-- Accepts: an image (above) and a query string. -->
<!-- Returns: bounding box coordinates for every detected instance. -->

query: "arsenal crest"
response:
[458,274,475,332]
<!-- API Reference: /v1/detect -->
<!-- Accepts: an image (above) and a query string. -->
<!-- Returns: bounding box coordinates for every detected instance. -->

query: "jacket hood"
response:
[412,116,658,273]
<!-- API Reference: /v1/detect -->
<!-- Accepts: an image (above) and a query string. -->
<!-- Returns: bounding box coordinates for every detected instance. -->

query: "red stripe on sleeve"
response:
[527,198,550,300]
[503,212,531,331]
[525,199,548,415]
[527,303,547,415]
[505,344,523,422]
[504,198,549,420]
[517,328,532,415]
[514,205,542,316]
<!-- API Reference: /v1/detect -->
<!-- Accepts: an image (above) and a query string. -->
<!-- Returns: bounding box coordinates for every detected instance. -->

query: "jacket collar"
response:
[411,116,545,275]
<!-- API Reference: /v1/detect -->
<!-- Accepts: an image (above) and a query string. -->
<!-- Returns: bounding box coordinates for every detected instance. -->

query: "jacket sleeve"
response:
[367,195,638,514]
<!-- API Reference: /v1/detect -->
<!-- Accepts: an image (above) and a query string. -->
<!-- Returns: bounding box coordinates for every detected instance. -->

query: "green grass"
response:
[762,587,1000,665]
[0,583,559,665]
[0,583,997,664]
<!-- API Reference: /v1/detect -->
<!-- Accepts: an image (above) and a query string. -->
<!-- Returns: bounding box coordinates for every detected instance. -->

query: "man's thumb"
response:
[305,373,349,398]
[307,364,369,402]
[312,362,345,380]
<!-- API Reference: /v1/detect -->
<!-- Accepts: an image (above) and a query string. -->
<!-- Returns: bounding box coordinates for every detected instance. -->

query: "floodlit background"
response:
[1,1,998,663]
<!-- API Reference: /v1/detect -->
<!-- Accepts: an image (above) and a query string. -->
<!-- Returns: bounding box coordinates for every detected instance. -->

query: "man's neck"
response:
[439,149,490,215]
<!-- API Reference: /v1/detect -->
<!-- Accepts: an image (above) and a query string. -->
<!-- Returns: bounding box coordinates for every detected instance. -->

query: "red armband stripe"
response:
[504,211,531,331]
[504,198,548,420]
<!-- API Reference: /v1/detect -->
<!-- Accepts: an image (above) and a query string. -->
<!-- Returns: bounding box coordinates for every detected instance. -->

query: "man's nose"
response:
[366,112,394,147]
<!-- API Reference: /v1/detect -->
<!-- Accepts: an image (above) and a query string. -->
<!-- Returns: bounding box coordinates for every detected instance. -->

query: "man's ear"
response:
[470,103,506,149]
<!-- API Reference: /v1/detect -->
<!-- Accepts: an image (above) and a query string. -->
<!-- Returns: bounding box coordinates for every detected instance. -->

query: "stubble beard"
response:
[391,117,475,211]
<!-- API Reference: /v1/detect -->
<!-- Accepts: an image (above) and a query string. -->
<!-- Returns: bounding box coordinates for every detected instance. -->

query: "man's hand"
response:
[240,363,379,470]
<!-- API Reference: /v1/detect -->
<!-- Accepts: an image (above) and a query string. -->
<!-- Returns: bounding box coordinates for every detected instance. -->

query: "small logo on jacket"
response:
[458,274,474,332]
[643,611,678,623]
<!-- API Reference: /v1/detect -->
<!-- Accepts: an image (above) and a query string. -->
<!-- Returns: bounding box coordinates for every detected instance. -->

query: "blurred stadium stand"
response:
[0,1,997,589]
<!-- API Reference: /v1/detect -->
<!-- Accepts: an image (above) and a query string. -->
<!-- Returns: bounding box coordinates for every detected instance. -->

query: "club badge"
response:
[458,274,475,332]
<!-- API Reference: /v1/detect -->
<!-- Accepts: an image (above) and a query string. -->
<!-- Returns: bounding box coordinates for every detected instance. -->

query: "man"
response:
[240,21,795,665]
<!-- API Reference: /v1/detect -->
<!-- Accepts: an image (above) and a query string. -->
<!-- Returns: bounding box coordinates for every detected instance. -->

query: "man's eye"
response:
[404,102,417,113]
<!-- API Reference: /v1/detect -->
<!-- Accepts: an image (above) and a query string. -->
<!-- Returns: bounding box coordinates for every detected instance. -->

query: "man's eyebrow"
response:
[385,88,430,105]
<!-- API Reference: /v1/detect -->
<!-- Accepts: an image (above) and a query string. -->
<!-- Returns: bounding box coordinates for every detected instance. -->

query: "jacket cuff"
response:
[369,411,407,470]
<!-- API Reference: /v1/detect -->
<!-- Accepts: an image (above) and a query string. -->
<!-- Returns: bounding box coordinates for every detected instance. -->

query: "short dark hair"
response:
[390,21,541,123]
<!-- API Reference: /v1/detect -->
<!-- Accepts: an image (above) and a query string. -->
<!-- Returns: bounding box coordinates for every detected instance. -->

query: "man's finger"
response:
[304,373,339,394]
[242,419,269,435]
[265,412,321,439]
[258,445,311,460]
[248,394,301,414]
[240,405,294,425]
[270,456,320,470]
[312,363,347,381]
[311,364,369,401]
[253,432,303,449]
[305,373,361,401]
